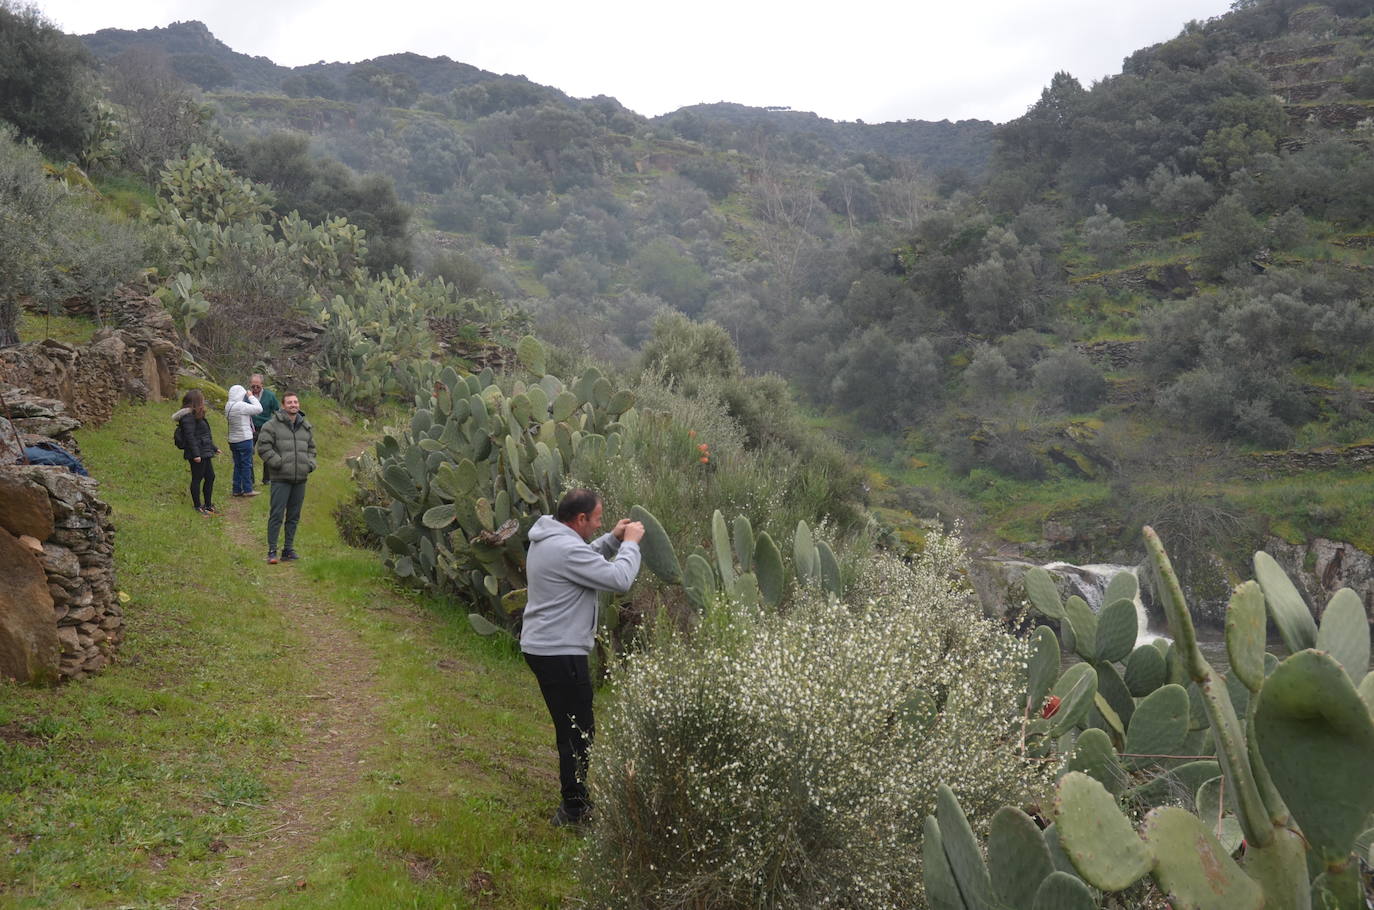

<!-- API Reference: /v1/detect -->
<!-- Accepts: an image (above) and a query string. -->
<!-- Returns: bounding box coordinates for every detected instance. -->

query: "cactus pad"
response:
[1026,626,1060,715]
[1024,567,1064,620]
[753,532,784,607]
[1095,598,1139,663]
[1225,581,1267,693]
[468,613,503,637]
[922,815,968,910]
[988,806,1055,910]
[1125,683,1190,765]
[1254,649,1374,862]
[630,505,682,585]
[1030,871,1095,910]
[710,510,735,590]
[684,553,716,611]
[1104,570,1138,606]
[936,784,999,909]
[1063,596,1098,661]
[1067,727,1125,795]
[1124,644,1167,697]
[1314,588,1370,686]
[1253,551,1317,654]
[1048,663,1098,737]
[1142,806,1262,910]
[1054,771,1153,891]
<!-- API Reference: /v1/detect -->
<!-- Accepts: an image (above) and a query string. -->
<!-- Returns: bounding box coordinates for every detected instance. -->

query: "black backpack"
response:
[173,418,187,451]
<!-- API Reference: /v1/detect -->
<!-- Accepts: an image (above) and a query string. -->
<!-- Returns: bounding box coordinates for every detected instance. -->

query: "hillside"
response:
[0,393,577,906]
[48,1,1374,601]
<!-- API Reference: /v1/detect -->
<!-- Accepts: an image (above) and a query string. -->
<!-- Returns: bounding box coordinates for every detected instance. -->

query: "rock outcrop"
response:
[1262,536,1374,626]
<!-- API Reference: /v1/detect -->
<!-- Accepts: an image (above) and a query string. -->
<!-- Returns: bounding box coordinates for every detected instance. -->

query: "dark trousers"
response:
[524,653,594,817]
[267,479,306,551]
[189,458,215,509]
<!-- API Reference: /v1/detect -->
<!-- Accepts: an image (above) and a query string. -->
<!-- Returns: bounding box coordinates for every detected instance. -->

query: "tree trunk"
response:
[0,298,19,348]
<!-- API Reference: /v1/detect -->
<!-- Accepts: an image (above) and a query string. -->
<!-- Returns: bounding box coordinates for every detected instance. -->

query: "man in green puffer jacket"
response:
[255,393,316,564]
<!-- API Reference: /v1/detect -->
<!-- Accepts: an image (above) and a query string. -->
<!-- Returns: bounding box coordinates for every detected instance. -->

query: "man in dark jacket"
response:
[255,393,315,564]
[249,374,280,485]
[522,488,643,827]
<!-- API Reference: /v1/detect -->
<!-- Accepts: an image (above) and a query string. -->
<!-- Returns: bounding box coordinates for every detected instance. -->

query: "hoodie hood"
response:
[227,385,246,405]
[528,514,581,544]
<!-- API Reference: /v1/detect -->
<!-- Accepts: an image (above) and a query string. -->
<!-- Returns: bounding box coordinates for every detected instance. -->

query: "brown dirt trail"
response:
[172,475,395,907]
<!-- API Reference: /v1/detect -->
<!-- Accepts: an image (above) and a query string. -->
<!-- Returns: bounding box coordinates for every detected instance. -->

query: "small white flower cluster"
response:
[581,533,1053,909]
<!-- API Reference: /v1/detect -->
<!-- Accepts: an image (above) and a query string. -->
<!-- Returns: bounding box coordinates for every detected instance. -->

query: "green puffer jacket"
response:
[256,408,316,483]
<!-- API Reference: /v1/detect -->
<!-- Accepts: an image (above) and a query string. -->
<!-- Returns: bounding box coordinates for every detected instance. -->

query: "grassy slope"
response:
[0,395,577,908]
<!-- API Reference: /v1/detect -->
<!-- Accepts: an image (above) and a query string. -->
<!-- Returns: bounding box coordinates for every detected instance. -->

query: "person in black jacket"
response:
[172,388,221,515]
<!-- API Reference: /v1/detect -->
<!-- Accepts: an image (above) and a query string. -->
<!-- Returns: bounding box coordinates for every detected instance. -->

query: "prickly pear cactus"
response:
[942,530,1374,910]
[364,357,658,632]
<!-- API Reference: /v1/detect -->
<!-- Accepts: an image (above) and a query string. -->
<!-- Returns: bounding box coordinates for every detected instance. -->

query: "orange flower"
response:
[697,443,709,452]
[689,429,696,438]
[700,456,710,464]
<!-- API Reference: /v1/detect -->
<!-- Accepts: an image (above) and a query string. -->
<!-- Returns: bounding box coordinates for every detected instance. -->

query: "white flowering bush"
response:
[580,534,1054,909]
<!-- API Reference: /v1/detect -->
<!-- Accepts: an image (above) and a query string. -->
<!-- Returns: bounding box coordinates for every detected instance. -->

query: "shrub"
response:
[1081,203,1128,266]
[964,343,1018,400]
[0,128,147,344]
[580,537,1051,909]
[1031,348,1106,412]
[1197,193,1264,276]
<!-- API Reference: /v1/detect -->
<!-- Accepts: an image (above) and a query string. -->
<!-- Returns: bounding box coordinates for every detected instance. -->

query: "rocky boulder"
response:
[0,527,60,684]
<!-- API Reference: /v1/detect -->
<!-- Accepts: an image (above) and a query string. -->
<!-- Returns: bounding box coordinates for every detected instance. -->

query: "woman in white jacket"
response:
[225,384,263,497]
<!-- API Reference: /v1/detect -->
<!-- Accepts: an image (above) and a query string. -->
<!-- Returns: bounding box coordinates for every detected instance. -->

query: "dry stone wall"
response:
[1,291,179,428]
[0,285,181,683]
[0,465,119,681]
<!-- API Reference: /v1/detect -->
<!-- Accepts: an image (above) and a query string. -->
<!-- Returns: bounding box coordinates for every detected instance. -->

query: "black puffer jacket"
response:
[172,408,217,461]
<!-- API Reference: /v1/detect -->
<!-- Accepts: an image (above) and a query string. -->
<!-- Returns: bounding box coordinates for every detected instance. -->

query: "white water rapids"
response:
[1038,562,1167,647]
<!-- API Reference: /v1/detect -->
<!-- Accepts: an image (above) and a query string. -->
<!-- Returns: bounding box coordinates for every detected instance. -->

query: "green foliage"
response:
[948,530,1374,909]
[0,128,148,345]
[234,131,412,274]
[1031,349,1106,413]
[0,0,95,157]
[360,363,646,621]
[156,271,210,343]
[1197,193,1264,276]
[582,538,1051,909]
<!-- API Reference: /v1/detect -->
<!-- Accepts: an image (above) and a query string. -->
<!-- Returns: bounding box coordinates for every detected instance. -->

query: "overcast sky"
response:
[36,0,1237,124]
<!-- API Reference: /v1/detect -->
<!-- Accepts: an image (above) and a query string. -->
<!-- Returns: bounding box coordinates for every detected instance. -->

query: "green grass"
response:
[15,309,98,345]
[0,394,577,907]
[1232,468,1374,552]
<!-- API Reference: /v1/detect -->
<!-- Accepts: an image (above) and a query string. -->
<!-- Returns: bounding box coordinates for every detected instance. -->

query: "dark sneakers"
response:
[281,549,300,561]
[551,804,591,829]
[267,550,279,564]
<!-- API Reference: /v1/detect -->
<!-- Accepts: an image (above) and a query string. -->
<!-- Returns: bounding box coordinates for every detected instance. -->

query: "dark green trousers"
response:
[267,479,306,552]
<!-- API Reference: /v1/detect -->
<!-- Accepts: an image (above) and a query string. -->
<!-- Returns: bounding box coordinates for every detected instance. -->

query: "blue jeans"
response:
[230,439,255,494]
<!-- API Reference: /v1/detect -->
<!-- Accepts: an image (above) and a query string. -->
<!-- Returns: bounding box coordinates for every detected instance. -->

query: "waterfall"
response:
[1041,562,1165,647]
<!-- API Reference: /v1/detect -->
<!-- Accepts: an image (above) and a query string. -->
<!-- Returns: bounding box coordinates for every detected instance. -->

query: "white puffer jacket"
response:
[225,385,263,444]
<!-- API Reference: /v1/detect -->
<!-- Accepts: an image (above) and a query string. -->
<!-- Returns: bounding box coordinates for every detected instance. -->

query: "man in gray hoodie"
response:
[522,488,643,827]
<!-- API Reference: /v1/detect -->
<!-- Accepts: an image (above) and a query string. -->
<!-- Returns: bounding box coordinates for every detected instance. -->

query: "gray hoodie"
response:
[520,514,642,655]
